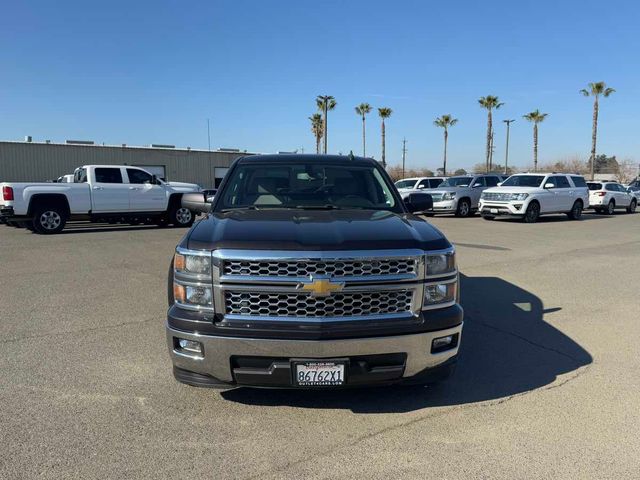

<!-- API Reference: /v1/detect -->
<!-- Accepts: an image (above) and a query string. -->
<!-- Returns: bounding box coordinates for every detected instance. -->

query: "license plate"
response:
[293,361,346,386]
[490,208,498,214]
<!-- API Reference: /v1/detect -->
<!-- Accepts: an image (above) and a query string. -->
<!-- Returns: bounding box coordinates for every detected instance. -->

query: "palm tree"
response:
[355,103,372,157]
[377,107,392,168]
[580,82,615,180]
[523,110,548,172]
[478,96,504,172]
[316,95,337,154]
[433,115,458,176]
[309,113,324,154]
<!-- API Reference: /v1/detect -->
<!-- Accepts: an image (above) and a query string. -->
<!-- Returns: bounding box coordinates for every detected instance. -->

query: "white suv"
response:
[479,173,589,223]
[395,177,446,199]
[587,181,637,214]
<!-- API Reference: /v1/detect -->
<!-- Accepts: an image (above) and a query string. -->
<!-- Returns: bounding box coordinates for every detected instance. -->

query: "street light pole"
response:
[503,119,515,175]
[402,138,407,178]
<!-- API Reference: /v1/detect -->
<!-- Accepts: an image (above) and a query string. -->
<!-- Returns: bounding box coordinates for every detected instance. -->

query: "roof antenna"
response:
[348,150,355,161]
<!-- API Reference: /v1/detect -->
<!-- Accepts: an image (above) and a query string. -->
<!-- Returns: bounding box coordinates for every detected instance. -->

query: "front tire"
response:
[567,200,583,220]
[32,206,67,234]
[523,201,540,223]
[455,199,471,218]
[169,206,194,227]
[627,200,637,214]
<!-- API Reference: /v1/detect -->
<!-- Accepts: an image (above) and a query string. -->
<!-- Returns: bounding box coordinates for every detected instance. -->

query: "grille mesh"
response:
[224,290,413,318]
[482,192,511,201]
[222,259,417,278]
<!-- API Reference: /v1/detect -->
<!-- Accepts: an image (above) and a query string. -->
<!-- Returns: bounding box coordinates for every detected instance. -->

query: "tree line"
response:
[309,82,616,180]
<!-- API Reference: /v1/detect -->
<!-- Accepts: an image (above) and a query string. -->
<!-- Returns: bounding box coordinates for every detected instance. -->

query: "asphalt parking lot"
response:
[1,212,639,479]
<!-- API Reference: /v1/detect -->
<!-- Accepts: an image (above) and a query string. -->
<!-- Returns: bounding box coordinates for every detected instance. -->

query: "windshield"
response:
[395,179,417,189]
[216,163,399,211]
[501,175,545,187]
[440,177,473,187]
[587,182,603,191]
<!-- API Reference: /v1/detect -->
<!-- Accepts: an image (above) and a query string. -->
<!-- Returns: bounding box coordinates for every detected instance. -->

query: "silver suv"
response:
[425,174,507,217]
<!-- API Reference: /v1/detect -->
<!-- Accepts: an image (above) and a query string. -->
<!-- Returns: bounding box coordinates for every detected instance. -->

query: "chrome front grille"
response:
[222,258,417,278]
[224,289,414,318]
[482,192,510,202]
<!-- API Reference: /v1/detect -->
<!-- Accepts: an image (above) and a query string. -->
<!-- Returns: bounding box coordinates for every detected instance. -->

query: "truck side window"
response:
[95,168,123,184]
[75,168,87,183]
[127,168,153,184]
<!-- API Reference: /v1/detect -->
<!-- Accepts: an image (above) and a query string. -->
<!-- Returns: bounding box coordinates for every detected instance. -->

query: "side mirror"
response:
[473,183,483,188]
[182,192,211,214]
[497,182,503,187]
[404,192,433,213]
[151,174,161,185]
[544,182,555,189]
[418,185,425,189]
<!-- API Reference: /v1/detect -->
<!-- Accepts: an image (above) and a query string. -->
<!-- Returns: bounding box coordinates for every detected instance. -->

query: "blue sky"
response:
[1,0,638,171]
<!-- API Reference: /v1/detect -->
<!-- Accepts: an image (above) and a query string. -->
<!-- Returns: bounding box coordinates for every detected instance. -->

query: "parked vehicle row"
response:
[1,165,201,233]
[394,173,638,223]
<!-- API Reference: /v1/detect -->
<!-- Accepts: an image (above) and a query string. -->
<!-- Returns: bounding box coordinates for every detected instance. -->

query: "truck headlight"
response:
[510,193,529,201]
[424,280,457,307]
[442,192,456,200]
[173,248,214,311]
[173,283,213,307]
[174,251,211,275]
[425,251,456,277]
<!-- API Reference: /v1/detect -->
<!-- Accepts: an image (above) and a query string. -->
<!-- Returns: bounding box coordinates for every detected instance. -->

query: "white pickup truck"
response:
[1,165,201,234]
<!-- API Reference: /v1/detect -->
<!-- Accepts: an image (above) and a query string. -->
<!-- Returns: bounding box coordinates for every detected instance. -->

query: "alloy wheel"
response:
[176,208,192,224]
[39,211,62,230]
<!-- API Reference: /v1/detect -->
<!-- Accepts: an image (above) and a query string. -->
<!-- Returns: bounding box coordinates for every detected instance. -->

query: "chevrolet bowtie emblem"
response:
[298,277,345,297]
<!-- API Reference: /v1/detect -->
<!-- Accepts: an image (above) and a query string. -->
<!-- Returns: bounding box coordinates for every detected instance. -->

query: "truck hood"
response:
[186,209,451,251]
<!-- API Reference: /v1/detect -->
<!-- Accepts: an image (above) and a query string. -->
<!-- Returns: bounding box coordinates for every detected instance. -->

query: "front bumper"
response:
[478,201,526,216]
[167,323,462,388]
[431,199,457,213]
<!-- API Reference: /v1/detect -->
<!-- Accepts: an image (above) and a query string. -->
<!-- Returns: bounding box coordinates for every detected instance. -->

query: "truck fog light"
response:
[431,333,459,353]
[513,203,523,210]
[175,338,204,357]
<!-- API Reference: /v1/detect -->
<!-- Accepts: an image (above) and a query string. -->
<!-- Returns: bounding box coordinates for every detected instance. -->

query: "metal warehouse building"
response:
[0,140,253,188]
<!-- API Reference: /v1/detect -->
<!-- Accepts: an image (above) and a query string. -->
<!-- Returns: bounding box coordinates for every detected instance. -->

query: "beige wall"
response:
[0,142,250,188]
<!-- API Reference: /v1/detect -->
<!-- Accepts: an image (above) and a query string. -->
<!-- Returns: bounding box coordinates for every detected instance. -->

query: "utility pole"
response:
[503,119,515,175]
[401,138,407,178]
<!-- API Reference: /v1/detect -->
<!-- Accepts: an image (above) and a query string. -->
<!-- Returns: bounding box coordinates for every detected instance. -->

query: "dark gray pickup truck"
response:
[166,154,463,388]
